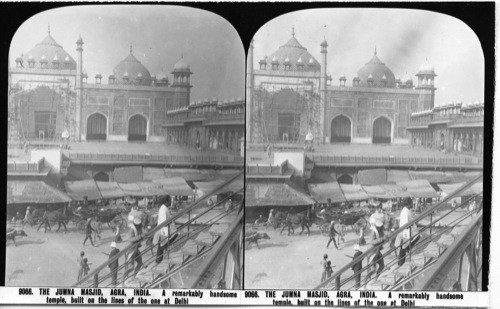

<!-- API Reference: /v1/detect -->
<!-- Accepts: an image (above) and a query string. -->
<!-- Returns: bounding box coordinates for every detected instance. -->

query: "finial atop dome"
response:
[292,25,295,37]
[48,23,51,35]
[130,43,133,54]
[374,46,377,56]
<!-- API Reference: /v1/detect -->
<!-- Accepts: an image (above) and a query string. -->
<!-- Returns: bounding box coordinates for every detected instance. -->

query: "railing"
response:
[67,152,244,165]
[7,157,44,173]
[246,160,287,175]
[312,154,483,167]
[72,172,243,288]
[414,210,483,290]
[315,175,483,290]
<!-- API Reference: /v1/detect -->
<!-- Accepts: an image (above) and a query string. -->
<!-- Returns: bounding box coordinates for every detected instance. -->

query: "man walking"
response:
[83,218,95,246]
[326,221,339,249]
[108,242,120,286]
[351,245,363,288]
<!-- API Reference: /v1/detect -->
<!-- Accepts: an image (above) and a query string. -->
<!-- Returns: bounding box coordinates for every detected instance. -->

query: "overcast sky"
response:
[9,5,245,102]
[252,9,484,106]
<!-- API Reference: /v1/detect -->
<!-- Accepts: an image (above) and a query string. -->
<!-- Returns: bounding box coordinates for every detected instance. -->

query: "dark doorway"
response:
[93,171,109,182]
[330,115,351,143]
[278,113,300,142]
[34,111,57,140]
[128,114,147,141]
[373,117,391,144]
[87,113,107,140]
[337,174,353,184]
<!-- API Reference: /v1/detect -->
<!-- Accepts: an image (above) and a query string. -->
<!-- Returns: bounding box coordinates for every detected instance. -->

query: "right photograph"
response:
[245,8,484,290]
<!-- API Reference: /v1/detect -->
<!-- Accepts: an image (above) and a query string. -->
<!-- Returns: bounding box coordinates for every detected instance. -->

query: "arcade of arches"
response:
[168,126,243,153]
[410,127,483,155]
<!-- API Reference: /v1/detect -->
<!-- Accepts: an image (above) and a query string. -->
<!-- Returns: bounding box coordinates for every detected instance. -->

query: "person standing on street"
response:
[77,251,85,281]
[320,254,329,282]
[326,221,339,249]
[351,245,363,288]
[83,218,95,246]
[108,242,120,286]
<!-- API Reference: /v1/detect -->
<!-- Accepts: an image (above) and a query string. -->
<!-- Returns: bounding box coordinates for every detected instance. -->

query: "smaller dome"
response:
[95,72,102,78]
[367,74,373,80]
[109,72,115,78]
[137,72,143,78]
[284,56,290,63]
[53,55,59,61]
[339,74,346,81]
[382,74,387,80]
[173,57,190,72]
[297,57,303,63]
[64,56,70,62]
[40,55,47,62]
[271,56,278,63]
[321,39,328,47]
[308,58,314,64]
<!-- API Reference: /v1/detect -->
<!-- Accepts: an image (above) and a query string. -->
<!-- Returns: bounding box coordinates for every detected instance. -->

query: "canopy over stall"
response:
[142,167,167,181]
[357,169,387,185]
[386,169,411,183]
[95,181,125,199]
[164,168,207,182]
[152,177,195,196]
[118,182,146,197]
[307,182,345,203]
[409,170,452,183]
[379,184,411,198]
[114,166,143,183]
[438,182,483,197]
[65,179,102,201]
[8,181,72,204]
[137,182,167,196]
[246,182,315,207]
[398,179,439,198]
[193,179,244,195]
[362,185,393,199]
[339,184,371,201]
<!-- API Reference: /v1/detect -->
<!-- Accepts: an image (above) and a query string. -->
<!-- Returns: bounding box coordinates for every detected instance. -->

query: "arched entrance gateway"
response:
[330,115,351,143]
[128,114,147,141]
[337,174,353,184]
[93,171,109,182]
[87,113,107,140]
[372,116,391,144]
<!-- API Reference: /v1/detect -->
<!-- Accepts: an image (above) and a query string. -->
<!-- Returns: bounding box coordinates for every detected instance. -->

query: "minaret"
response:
[415,58,437,109]
[319,38,328,144]
[76,34,84,141]
[246,39,254,142]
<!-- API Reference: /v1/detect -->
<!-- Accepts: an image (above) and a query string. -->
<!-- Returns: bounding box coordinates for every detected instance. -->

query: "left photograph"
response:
[7,5,245,289]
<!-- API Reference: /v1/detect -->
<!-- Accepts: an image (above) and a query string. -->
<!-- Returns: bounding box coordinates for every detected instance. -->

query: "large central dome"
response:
[113,48,152,86]
[357,50,396,88]
[263,29,320,72]
[21,30,76,70]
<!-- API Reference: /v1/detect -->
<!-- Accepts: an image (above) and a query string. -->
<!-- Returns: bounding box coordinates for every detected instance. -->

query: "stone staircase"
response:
[123,209,236,288]
[363,217,472,290]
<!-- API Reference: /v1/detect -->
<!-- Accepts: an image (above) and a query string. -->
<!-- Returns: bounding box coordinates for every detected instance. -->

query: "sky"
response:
[252,8,484,106]
[9,5,245,102]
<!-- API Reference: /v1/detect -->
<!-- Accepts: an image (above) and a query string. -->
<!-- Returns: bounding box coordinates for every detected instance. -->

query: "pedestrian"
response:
[372,244,385,278]
[126,221,143,276]
[114,224,123,243]
[154,204,178,263]
[320,254,329,282]
[92,216,101,242]
[83,218,95,246]
[82,258,90,277]
[12,212,23,223]
[326,261,333,279]
[351,245,363,288]
[267,144,272,158]
[267,209,275,229]
[77,251,85,281]
[358,224,366,246]
[108,242,120,286]
[326,221,339,249]
[224,197,233,212]
[254,215,266,225]
[24,206,33,227]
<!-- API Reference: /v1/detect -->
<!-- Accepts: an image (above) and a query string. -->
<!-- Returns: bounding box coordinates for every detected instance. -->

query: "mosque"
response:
[9,27,244,151]
[246,27,437,145]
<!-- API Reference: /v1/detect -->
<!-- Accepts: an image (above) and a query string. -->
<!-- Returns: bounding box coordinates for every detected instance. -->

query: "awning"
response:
[245,182,315,207]
[357,169,387,185]
[114,166,143,183]
[142,167,167,181]
[379,184,411,198]
[307,182,345,203]
[438,182,483,197]
[65,179,102,201]
[7,181,72,204]
[118,182,146,197]
[164,168,207,182]
[67,165,92,180]
[137,182,168,196]
[448,171,483,183]
[216,169,242,180]
[311,169,336,182]
[152,177,195,196]
[193,179,244,195]
[387,170,411,183]
[340,184,371,201]
[362,185,392,199]
[95,181,125,199]
[409,171,452,183]
[398,179,439,198]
